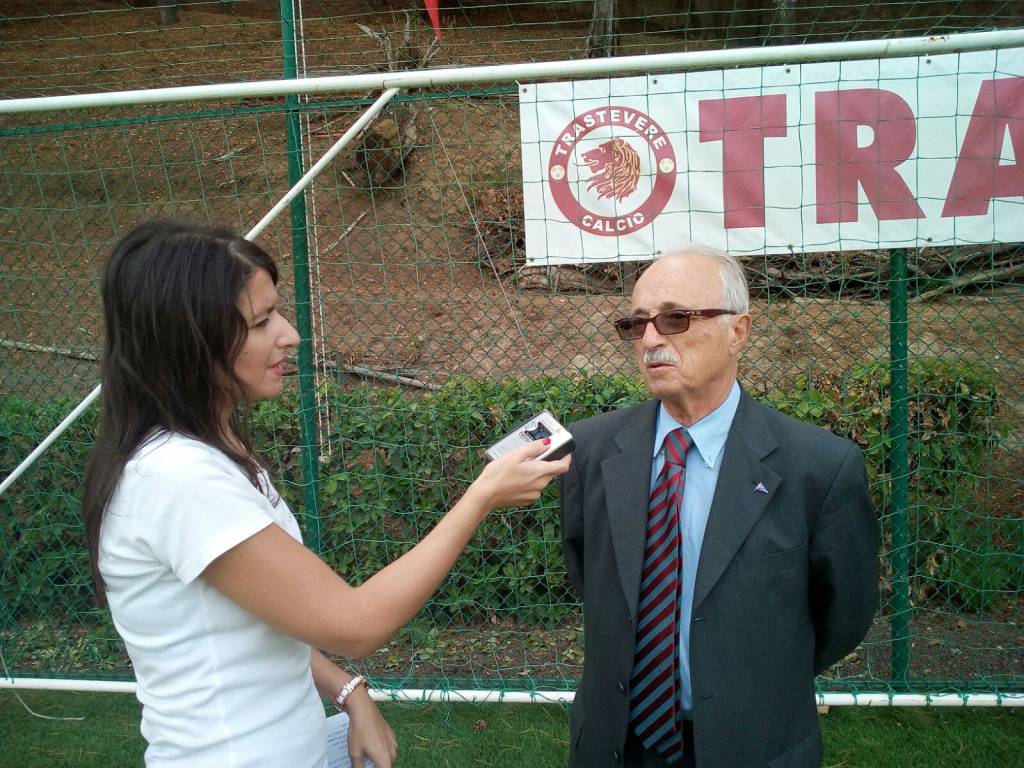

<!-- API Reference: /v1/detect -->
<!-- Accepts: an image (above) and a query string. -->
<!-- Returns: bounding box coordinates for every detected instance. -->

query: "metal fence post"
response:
[279,0,321,553]
[889,247,911,683]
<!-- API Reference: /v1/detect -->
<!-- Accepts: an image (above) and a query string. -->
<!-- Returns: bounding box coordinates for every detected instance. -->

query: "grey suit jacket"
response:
[560,390,879,768]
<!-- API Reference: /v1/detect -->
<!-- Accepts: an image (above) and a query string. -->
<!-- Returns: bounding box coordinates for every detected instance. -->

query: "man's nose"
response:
[641,318,665,345]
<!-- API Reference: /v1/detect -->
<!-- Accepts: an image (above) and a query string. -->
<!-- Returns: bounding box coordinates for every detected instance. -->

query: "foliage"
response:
[1,361,1016,630]
[766,358,1016,610]
[0,398,97,628]
[279,373,649,626]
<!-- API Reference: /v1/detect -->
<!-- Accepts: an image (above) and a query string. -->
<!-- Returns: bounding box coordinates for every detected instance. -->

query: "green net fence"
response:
[1,1,1022,702]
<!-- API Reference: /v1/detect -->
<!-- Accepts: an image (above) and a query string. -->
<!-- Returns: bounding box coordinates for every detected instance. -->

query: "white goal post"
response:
[2,28,1023,707]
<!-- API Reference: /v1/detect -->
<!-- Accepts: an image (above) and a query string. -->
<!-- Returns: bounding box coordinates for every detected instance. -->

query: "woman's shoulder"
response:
[129,431,240,482]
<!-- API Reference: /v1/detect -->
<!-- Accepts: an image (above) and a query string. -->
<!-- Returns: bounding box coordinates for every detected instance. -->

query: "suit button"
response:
[699,692,714,700]
[612,750,622,762]
[625,612,632,625]
[693,616,705,623]
[617,681,627,694]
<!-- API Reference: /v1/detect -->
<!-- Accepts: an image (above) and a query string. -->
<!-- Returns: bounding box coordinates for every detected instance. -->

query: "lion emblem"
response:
[581,137,641,202]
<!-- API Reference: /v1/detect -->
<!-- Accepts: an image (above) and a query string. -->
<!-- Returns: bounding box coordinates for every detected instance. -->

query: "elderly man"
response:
[560,247,879,768]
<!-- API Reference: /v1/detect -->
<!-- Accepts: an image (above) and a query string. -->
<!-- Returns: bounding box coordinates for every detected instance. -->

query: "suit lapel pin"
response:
[754,482,769,494]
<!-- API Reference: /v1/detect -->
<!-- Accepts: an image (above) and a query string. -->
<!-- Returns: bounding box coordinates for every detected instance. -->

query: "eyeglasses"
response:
[612,309,734,340]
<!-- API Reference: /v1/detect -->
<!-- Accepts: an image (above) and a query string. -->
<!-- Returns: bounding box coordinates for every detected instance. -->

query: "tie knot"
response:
[664,428,690,467]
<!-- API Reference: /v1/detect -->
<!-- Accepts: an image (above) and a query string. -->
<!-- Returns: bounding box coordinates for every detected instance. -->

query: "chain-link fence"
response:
[1,1,1022,701]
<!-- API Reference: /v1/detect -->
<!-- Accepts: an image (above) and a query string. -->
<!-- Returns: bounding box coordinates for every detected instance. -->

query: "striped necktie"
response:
[629,427,690,763]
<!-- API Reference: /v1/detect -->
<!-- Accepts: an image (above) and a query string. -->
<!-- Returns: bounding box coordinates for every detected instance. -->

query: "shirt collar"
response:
[653,381,741,470]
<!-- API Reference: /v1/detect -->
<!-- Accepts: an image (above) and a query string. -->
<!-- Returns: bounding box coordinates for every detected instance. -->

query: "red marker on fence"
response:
[424,0,442,40]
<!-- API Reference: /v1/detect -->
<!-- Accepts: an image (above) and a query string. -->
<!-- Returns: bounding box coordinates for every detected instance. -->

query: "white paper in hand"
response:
[325,711,375,768]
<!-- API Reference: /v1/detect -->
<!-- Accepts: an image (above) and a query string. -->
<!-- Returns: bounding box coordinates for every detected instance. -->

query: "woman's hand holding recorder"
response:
[468,439,571,511]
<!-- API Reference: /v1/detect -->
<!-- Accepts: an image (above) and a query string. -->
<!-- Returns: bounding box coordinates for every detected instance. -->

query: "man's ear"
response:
[729,312,752,354]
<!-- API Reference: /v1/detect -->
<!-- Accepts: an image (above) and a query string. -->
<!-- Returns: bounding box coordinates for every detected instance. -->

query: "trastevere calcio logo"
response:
[548,105,676,237]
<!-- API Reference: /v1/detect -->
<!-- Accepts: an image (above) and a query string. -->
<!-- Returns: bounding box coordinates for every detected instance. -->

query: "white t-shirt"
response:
[100,432,327,768]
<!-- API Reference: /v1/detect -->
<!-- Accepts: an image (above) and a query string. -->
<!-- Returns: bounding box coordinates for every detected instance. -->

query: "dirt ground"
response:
[1,1,1021,688]
[3,2,1022,390]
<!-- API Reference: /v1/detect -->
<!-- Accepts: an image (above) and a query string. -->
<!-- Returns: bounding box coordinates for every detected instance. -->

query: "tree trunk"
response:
[770,0,797,45]
[157,2,179,26]
[587,0,618,59]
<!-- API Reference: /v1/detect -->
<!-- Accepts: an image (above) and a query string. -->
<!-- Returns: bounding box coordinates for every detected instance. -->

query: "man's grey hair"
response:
[664,245,749,315]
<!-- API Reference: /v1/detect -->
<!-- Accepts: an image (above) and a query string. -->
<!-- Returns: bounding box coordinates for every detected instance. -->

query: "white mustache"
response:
[643,349,679,365]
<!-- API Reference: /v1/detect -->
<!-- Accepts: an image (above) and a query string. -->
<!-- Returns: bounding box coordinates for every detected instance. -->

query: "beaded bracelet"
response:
[334,675,369,711]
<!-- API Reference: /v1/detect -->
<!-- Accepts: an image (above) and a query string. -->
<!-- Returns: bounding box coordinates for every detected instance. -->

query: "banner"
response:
[518,47,1024,264]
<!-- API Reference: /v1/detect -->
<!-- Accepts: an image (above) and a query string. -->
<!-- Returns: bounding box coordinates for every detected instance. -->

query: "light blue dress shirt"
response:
[650,380,740,717]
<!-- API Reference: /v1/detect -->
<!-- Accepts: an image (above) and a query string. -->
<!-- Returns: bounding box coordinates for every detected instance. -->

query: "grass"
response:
[1,690,1022,767]
[823,706,1023,767]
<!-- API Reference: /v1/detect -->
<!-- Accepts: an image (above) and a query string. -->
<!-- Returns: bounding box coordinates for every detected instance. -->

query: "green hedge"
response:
[274,374,650,626]
[766,358,1015,610]
[1,360,1016,628]
[0,397,98,627]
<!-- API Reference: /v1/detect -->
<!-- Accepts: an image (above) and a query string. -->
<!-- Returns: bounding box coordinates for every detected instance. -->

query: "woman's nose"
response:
[281,319,300,347]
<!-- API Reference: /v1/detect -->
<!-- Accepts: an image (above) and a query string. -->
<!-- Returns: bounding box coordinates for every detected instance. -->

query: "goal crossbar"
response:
[2,29,1023,115]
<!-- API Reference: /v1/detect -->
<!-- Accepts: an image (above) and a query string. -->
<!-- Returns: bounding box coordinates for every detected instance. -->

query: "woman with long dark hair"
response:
[82,219,569,768]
